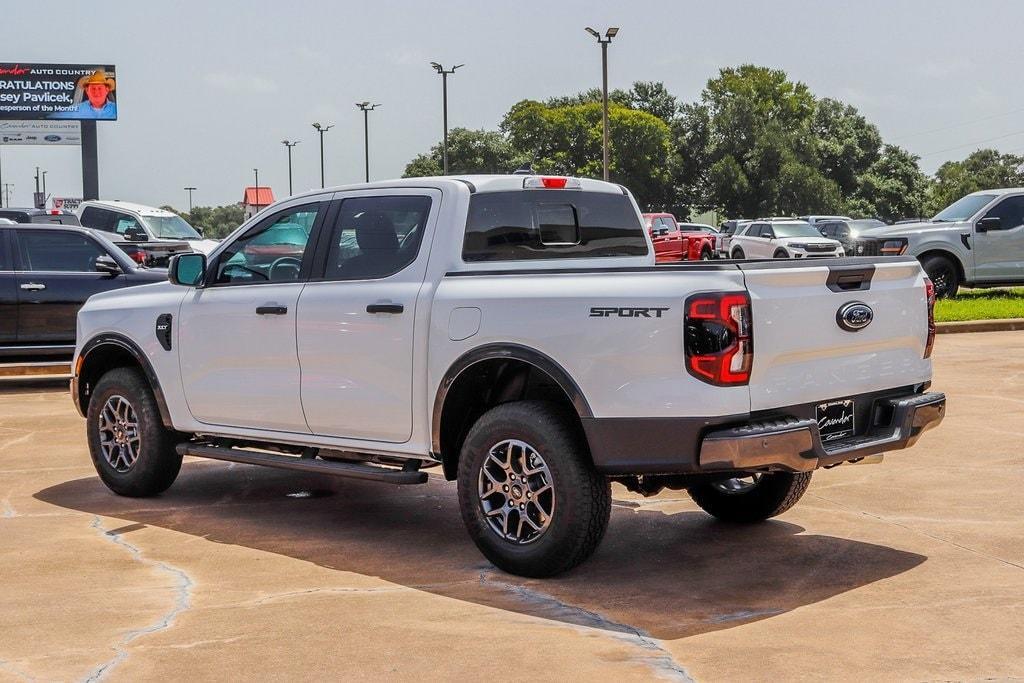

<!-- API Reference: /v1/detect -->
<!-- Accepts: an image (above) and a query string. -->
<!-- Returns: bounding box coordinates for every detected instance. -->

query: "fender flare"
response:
[75,333,173,428]
[430,343,593,456]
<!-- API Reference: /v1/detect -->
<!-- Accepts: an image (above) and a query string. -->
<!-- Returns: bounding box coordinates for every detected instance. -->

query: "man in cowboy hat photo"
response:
[50,68,117,119]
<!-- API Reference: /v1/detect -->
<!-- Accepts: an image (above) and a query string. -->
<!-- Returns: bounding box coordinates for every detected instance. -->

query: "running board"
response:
[0,361,72,378]
[176,444,429,485]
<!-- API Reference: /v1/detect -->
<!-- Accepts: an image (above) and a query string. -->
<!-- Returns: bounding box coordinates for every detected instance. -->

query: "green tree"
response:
[854,145,930,221]
[501,99,672,208]
[403,127,524,177]
[812,98,882,197]
[696,65,832,217]
[626,81,678,122]
[925,148,1024,215]
[163,203,246,239]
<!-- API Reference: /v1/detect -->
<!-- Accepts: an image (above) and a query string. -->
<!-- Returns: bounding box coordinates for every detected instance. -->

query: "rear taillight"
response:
[122,246,147,265]
[924,277,936,358]
[684,292,753,386]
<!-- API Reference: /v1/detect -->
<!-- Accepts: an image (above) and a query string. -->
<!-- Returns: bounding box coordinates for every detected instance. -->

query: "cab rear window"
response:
[463,190,648,262]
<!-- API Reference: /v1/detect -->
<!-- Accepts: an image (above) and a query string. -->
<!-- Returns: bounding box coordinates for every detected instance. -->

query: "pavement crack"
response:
[809,493,1024,573]
[479,571,694,681]
[81,516,195,683]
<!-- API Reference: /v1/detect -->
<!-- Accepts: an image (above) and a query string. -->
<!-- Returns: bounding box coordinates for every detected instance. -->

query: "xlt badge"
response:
[590,306,670,318]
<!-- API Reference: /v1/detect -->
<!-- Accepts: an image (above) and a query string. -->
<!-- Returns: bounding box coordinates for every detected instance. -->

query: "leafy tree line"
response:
[403,64,1024,222]
[160,203,246,239]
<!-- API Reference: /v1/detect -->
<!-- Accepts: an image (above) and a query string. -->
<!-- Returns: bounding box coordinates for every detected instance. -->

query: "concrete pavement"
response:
[1,332,1022,681]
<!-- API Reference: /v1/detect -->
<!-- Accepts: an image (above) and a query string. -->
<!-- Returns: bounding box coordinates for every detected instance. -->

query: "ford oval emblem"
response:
[837,302,873,331]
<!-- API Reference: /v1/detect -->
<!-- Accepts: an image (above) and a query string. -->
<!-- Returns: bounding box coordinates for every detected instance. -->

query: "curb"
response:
[936,318,1024,334]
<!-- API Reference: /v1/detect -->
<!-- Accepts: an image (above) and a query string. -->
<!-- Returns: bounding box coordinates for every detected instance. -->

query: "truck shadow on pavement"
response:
[36,460,926,641]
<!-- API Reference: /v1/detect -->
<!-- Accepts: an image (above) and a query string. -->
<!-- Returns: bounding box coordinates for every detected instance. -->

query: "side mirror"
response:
[657,227,670,236]
[94,254,122,275]
[168,252,206,287]
[194,225,205,236]
[976,216,1001,232]
[125,226,148,242]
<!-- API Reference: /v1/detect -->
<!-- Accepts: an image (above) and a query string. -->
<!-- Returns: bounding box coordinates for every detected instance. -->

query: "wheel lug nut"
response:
[519,504,525,510]
[503,485,509,492]
[526,492,532,499]
[509,474,516,480]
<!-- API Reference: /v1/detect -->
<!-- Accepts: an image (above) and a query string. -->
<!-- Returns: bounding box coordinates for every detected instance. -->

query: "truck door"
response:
[13,228,126,344]
[296,190,439,442]
[0,230,16,343]
[973,194,1024,282]
[178,201,327,433]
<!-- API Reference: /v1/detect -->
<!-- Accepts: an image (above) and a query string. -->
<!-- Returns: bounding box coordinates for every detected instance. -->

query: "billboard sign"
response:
[0,120,82,145]
[0,63,117,120]
[52,197,83,211]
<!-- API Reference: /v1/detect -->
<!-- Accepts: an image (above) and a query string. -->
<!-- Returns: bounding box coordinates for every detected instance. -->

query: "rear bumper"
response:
[699,391,945,473]
[583,387,944,475]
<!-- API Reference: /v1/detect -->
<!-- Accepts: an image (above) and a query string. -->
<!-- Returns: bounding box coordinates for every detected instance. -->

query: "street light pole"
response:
[281,140,299,196]
[184,186,196,213]
[356,102,381,183]
[42,171,47,198]
[253,168,260,214]
[311,122,334,188]
[430,62,463,175]
[585,26,619,182]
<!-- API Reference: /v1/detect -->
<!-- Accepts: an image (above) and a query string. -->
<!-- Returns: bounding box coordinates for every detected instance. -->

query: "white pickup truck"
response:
[71,175,945,577]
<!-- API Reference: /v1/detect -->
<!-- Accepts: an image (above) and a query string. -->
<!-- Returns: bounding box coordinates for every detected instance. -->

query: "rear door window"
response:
[0,230,10,270]
[79,207,116,232]
[463,190,648,261]
[321,195,432,280]
[15,229,106,272]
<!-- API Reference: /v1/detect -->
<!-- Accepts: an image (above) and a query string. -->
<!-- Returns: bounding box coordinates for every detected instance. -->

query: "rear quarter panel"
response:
[428,268,751,420]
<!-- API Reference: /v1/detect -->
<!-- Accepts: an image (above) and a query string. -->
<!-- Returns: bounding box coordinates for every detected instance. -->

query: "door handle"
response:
[366,303,404,314]
[19,283,46,291]
[256,305,288,315]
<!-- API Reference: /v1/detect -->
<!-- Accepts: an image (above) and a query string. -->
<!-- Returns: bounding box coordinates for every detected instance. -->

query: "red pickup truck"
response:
[643,213,717,262]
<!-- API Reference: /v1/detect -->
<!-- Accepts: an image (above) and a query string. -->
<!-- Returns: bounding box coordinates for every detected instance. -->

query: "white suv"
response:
[730,218,844,259]
[77,200,220,255]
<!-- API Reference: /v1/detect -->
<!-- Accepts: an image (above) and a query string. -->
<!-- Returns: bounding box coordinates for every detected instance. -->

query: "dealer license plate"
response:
[816,399,855,442]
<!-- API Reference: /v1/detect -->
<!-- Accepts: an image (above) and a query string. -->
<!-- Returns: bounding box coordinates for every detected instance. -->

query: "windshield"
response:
[932,194,996,222]
[143,214,202,239]
[773,222,825,238]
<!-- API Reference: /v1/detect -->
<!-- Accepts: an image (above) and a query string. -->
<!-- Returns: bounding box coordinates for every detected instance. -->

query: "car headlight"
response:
[788,243,807,249]
[881,238,908,255]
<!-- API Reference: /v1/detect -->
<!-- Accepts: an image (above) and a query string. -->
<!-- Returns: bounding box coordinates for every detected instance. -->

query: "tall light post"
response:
[430,62,463,175]
[253,168,260,214]
[41,171,47,198]
[356,102,381,183]
[311,122,334,188]
[281,140,299,195]
[184,186,197,213]
[585,26,619,181]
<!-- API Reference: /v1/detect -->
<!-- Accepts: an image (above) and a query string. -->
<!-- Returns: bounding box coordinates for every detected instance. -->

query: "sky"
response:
[2,0,1023,210]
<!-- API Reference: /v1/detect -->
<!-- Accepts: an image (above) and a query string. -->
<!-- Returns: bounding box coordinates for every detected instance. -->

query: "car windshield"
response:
[143,214,202,239]
[932,194,996,222]
[772,222,824,238]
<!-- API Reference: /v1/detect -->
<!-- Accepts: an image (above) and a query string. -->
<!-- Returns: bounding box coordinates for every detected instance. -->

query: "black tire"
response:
[773,249,789,259]
[87,367,183,497]
[700,248,714,261]
[731,247,745,260]
[920,254,960,298]
[457,400,611,577]
[688,472,812,523]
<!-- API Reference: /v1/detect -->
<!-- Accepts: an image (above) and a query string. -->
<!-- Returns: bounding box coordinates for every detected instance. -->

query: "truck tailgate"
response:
[741,258,931,411]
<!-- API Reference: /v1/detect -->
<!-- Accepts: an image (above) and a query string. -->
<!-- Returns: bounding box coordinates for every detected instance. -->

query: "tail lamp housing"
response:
[684,292,753,386]
[924,277,936,358]
[121,245,147,265]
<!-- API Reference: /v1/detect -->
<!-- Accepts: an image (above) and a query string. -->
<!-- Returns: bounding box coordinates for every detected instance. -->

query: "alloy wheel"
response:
[477,439,555,544]
[98,395,141,472]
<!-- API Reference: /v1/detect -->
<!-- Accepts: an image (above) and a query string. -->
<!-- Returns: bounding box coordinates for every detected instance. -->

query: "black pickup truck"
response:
[0,223,165,363]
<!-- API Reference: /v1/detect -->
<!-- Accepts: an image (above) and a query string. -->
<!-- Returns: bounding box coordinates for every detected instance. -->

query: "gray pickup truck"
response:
[859,188,1024,297]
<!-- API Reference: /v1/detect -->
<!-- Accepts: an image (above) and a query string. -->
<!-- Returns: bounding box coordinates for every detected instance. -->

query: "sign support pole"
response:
[81,120,99,200]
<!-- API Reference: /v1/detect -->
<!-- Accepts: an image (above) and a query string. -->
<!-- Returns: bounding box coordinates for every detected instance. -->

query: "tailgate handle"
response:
[826,265,875,292]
